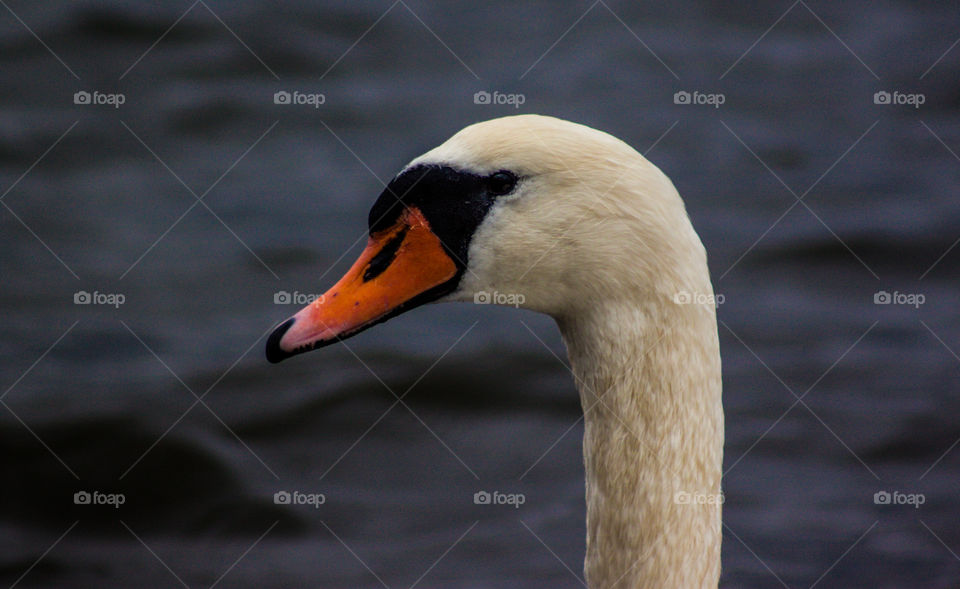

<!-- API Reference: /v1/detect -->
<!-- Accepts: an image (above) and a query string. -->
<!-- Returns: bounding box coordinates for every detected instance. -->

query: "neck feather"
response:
[558,293,723,589]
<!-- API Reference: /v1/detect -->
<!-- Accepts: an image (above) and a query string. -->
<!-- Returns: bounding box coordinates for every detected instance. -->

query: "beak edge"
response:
[265,318,296,363]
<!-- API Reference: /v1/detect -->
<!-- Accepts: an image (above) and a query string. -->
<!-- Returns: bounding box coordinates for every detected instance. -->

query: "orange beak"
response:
[266,207,457,362]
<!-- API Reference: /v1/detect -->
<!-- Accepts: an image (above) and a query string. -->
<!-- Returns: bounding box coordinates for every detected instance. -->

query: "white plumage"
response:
[412,115,724,588]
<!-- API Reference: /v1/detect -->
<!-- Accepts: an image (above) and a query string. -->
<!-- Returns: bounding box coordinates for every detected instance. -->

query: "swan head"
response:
[267,114,705,362]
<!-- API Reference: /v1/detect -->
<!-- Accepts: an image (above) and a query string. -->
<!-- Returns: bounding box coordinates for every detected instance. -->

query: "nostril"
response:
[265,317,296,363]
[363,228,408,282]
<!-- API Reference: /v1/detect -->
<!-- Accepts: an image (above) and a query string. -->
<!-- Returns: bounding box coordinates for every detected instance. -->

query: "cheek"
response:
[464,205,516,280]
[451,206,561,311]
[440,207,509,302]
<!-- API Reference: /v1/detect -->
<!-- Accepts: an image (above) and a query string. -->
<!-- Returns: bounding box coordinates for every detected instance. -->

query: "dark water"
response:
[2,1,959,587]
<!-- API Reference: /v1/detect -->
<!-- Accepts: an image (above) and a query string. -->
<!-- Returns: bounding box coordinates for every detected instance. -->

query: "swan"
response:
[266,114,723,588]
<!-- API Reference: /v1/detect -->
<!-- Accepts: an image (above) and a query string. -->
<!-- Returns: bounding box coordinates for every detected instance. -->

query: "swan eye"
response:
[488,171,517,196]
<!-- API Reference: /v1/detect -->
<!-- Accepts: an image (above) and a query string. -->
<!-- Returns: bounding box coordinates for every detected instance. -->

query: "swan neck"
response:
[559,300,723,589]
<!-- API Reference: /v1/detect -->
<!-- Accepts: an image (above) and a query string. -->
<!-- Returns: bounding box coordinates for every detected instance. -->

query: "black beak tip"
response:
[265,318,296,364]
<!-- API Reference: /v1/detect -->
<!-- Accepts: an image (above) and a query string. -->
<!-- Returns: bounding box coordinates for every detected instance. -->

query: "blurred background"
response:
[2,1,959,587]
